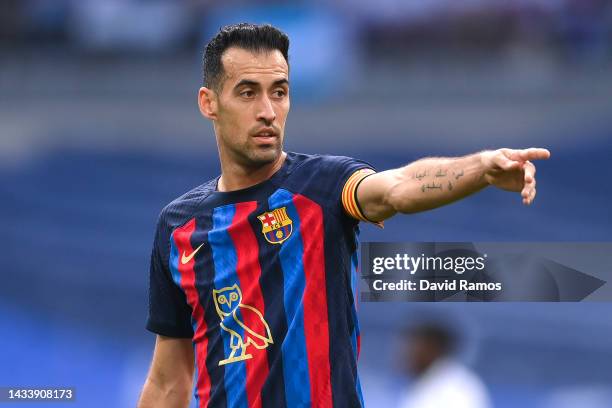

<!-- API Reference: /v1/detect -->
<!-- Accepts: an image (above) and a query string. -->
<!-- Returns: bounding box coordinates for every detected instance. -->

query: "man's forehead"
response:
[221,47,288,82]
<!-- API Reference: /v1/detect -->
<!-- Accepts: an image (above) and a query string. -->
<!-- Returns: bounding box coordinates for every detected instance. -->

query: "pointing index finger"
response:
[516,148,551,162]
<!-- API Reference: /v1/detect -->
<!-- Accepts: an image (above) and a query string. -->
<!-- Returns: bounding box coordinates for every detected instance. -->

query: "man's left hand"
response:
[481,148,551,205]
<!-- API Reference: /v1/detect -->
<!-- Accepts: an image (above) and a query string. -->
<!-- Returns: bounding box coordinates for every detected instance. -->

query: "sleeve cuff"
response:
[341,168,384,228]
[146,319,194,338]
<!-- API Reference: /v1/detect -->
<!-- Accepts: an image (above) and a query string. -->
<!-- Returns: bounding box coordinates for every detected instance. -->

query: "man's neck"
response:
[218,152,287,192]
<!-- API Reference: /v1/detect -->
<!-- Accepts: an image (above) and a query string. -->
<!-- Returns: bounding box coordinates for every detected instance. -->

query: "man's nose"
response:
[256,95,276,124]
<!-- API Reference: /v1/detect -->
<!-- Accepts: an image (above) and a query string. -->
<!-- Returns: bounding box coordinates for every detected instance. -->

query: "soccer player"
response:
[138,23,550,408]
[397,324,491,408]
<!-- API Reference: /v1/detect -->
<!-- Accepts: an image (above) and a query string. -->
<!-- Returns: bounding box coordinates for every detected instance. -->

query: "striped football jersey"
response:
[147,152,377,407]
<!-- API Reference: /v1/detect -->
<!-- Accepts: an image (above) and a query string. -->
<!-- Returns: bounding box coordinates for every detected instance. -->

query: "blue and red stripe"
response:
[350,248,364,407]
[209,204,249,408]
[227,201,270,408]
[169,218,211,408]
[252,202,289,407]
[293,193,333,408]
[270,188,333,407]
[269,189,312,407]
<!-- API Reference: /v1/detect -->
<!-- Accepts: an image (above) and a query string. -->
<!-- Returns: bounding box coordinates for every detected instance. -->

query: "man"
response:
[397,323,491,408]
[138,23,550,408]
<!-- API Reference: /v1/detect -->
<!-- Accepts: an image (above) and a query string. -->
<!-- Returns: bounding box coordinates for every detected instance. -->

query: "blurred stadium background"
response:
[1,0,611,407]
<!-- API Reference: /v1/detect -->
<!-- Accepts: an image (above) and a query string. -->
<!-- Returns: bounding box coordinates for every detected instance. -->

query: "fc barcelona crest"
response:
[257,207,293,244]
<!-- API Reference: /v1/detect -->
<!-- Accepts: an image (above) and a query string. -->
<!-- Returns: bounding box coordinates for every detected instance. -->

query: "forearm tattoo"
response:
[414,167,465,193]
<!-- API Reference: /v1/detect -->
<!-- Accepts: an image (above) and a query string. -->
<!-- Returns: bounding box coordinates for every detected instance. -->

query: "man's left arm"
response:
[357,148,551,222]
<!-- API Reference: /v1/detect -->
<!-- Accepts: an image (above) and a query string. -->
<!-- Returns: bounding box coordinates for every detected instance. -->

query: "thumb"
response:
[495,152,521,171]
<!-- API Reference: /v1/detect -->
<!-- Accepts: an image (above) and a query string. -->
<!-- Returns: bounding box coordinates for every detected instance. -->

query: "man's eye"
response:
[240,90,255,97]
[273,90,286,98]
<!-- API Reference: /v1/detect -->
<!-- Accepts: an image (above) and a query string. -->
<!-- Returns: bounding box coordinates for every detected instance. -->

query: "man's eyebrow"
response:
[233,78,289,89]
[272,79,289,87]
[234,79,260,89]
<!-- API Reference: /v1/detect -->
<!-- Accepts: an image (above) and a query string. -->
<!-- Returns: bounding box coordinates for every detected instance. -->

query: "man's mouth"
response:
[252,129,278,143]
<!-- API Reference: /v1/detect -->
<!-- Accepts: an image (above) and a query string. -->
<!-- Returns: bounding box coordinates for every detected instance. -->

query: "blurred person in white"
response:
[398,324,491,408]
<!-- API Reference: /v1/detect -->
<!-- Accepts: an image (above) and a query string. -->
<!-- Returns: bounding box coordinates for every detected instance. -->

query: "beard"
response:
[224,134,283,169]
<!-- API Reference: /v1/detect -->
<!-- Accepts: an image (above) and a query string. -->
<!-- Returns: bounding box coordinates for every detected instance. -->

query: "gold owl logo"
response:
[257,207,293,244]
[212,284,273,366]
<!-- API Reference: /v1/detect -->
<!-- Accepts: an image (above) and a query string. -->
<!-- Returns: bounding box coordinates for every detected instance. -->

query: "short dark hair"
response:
[408,324,457,355]
[203,23,290,91]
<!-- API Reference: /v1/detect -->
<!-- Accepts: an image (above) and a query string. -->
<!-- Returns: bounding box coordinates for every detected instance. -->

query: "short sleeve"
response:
[319,155,381,226]
[341,168,379,224]
[145,212,194,338]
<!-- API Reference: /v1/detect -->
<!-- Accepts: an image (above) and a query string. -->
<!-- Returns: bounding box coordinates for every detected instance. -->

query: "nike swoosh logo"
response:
[181,243,204,265]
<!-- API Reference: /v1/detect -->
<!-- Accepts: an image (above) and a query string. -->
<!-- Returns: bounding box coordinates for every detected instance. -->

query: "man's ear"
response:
[198,87,218,120]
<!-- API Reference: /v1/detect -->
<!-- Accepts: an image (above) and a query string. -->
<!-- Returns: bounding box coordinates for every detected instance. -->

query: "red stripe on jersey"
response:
[173,218,211,408]
[227,202,269,408]
[293,194,333,407]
